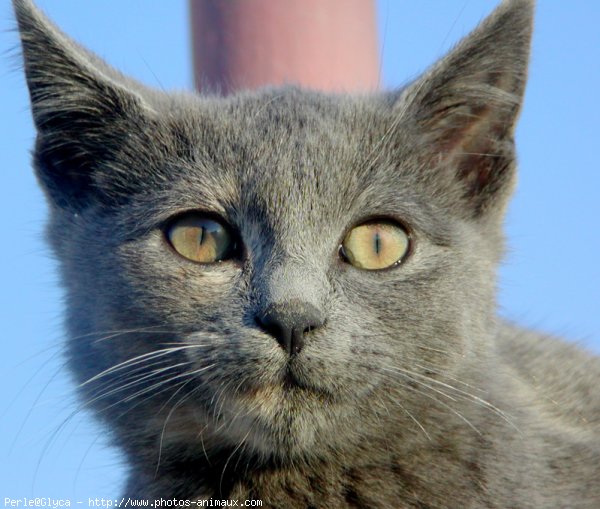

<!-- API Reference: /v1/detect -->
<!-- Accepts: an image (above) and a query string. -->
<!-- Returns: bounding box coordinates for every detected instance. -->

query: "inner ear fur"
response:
[400,0,534,219]
[13,0,155,210]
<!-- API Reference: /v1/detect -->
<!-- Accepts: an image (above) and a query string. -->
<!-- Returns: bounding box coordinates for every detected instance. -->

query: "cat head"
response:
[14,0,533,468]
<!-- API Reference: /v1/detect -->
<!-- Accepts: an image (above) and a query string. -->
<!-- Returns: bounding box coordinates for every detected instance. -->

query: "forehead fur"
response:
[14,0,532,225]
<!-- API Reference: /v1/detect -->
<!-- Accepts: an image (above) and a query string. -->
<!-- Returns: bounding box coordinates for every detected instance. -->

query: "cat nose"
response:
[255,300,325,356]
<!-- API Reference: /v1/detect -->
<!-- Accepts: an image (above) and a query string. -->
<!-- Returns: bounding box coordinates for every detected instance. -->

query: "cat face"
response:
[14,0,532,463]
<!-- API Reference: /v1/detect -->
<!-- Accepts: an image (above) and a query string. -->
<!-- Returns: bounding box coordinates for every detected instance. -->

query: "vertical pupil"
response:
[198,227,205,245]
[374,231,381,255]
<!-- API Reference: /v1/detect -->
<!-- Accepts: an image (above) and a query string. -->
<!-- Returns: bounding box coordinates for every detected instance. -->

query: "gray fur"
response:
[13,0,600,506]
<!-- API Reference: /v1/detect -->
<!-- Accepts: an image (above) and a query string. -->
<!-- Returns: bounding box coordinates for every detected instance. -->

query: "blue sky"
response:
[0,0,598,499]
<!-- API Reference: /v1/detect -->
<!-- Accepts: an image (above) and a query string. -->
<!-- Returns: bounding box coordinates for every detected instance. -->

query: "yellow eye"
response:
[166,214,236,263]
[340,220,410,270]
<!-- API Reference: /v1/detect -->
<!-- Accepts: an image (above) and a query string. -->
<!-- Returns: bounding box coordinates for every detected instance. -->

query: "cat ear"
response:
[399,0,534,219]
[13,0,156,210]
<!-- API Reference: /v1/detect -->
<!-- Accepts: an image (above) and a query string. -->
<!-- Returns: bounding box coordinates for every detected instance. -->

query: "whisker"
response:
[393,398,432,441]
[118,364,216,406]
[413,363,485,393]
[86,362,192,407]
[219,428,252,496]
[10,359,70,454]
[381,366,458,403]
[80,345,205,387]
[68,325,179,343]
[379,364,520,434]
[155,378,199,476]
[401,382,482,436]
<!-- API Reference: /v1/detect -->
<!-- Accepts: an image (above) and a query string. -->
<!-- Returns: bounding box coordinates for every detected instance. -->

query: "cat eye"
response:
[340,220,410,270]
[166,213,237,264]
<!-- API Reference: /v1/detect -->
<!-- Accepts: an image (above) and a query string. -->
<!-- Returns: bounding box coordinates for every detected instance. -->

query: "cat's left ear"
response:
[13,0,160,211]
[398,0,534,220]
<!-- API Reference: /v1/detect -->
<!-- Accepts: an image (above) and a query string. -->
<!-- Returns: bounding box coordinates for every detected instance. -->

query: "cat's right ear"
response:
[394,0,534,221]
[13,0,155,210]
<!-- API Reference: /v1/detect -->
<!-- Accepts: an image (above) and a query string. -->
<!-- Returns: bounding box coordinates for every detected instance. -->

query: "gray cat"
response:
[14,0,600,506]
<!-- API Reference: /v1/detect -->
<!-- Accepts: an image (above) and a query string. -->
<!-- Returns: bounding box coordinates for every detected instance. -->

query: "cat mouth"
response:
[280,363,335,402]
[281,364,310,391]
[234,363,334,407]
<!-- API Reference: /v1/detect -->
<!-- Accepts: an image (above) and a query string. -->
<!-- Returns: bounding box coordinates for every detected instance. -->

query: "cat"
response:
[13,0,600,506]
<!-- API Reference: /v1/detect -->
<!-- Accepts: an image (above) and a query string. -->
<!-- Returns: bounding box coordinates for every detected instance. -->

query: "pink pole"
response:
[190,0,380,94]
